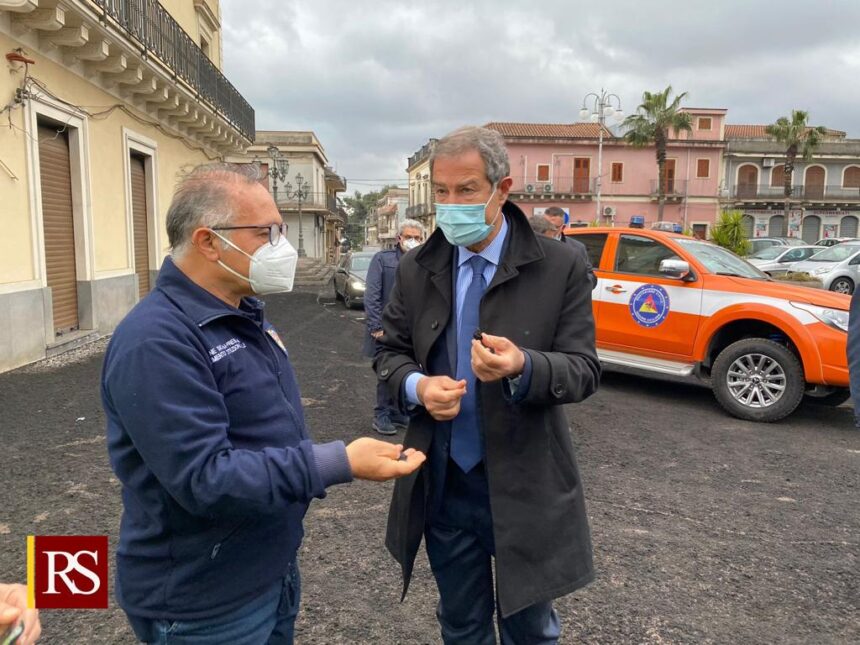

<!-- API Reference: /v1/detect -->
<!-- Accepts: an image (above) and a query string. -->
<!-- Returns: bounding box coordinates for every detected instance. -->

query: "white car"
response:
[746,245,823,276]
[788,242,860,294]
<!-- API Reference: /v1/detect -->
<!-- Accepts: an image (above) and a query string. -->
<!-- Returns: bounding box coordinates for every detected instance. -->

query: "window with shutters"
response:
[611,162,623,183]
[536,164,550,182]
[696,159,710,178]
[697,117,712,131]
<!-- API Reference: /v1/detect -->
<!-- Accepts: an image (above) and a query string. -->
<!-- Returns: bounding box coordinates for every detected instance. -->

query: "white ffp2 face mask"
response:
[211,231,299,295]
[401,238,421,252]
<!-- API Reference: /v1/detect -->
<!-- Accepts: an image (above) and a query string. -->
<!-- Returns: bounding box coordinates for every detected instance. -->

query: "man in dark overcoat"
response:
[374,126,601,644]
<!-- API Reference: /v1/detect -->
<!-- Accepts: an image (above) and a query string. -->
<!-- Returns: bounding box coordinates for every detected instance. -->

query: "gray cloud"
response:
[221,0,860,190]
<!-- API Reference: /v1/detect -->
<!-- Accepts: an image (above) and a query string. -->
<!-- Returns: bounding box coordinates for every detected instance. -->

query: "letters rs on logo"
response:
[27,536,109,609]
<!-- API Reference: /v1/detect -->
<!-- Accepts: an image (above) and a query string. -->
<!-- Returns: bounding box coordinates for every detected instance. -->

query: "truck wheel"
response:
[805,388,851,407]
[830,277,854,294]
[711,338,805,422]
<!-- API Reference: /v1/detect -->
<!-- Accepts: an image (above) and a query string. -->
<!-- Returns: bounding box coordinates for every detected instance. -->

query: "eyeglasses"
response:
[211,223,288,246]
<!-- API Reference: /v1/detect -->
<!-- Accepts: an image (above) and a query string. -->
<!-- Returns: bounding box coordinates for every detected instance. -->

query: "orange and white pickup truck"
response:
[565,227,851,422]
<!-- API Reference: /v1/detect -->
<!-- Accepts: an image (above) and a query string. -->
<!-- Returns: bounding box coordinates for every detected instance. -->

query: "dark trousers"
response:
[375,379,405,423]
[425,461,560,644]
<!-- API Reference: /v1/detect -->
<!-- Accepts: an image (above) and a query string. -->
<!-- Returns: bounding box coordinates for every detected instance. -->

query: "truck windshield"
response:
[675,239,768,280]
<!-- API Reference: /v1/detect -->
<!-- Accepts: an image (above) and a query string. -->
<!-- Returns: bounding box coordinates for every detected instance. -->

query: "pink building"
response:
[486,108,726,238]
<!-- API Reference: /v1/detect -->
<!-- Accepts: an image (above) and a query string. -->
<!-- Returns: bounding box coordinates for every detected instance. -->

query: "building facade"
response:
[371,188,408,249]
[721,125,860,243]
[229,131,347,263]
[0,0,254,372]
[406,138,436,233]
[486,110,726,237]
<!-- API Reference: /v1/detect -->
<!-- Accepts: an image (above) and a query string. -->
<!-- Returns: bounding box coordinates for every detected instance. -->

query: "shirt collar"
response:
[457,215,509,269]
[156,256,265,326]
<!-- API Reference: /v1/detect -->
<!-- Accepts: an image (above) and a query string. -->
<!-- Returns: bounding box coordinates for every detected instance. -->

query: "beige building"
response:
[406,138,436,232]
[0,0,254,372]
[372,188,408,249]
[229,131,347,263]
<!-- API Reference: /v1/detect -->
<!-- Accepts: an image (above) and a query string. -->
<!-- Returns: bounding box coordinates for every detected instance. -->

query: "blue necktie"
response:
[451,255,489,473]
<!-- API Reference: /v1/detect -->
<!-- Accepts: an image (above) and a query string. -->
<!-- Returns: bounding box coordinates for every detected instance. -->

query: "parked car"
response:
[332,251,374,308]
[565,226,850,422]
[746,245,823,276]
[747,236,806,255]
[787,242,860,294]
[815,237,858,247]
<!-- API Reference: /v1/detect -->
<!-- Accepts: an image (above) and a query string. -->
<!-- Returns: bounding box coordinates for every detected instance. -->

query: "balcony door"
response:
[805,166,825,199]
[737,165,758,198]
[661,159,677,194]
[573,158,590,193]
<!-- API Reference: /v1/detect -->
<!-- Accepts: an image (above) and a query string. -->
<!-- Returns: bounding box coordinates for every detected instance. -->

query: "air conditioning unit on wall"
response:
[526,184,535,193]
[543,183,553,193]
[762,158,776,167]
[603,206,617,218]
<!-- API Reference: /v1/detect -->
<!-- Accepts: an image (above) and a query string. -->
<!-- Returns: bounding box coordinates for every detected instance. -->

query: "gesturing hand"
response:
[346,438,426,481]
[471,333,526,382]
[0,583,40,645]
[416,375,467,421]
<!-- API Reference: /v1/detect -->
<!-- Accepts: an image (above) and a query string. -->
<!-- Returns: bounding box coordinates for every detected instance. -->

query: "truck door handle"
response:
[606,285,627,294]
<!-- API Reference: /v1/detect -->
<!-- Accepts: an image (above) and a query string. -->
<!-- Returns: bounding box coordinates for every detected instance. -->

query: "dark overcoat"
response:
[374,201,601,617]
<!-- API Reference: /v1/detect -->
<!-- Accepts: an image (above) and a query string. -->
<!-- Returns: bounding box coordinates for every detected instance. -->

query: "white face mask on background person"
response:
[400,238,421,252]
[210,230,299,295]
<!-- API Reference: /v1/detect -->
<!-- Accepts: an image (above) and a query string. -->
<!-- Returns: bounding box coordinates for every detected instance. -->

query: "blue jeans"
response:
[129,562,301,644]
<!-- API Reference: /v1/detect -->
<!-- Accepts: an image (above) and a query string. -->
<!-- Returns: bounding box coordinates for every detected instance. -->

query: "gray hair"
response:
[543,206,567,219]
[529,215,556,235]
[430,126,510,185]
[166,162,265,256]
[398,218,426,237]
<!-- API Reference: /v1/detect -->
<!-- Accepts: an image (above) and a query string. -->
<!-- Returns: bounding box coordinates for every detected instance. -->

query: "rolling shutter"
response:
[801,215,821,244]
[130,154,151,297]
[39,123,79,335]
[840,215,858,238]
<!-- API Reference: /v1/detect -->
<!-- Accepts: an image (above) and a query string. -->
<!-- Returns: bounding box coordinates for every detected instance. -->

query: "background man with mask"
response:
[101,163,425,645]
[364,219,426,435]
[375,127,600,643]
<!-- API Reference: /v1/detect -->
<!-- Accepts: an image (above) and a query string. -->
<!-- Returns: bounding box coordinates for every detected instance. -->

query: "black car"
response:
[332,251,374,308]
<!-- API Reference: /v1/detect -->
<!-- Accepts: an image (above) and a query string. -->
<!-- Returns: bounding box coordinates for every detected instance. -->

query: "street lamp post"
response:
[580,90,624,224]
[266,145,290,205]
[285,173,311,257]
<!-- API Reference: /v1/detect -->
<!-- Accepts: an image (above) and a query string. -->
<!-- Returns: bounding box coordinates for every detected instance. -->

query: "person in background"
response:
[542,206,597,289]
[102,163,425,645]
[364,219,427,435]
[848,287,860,428]
[375,127,600,644]
[0,582,40,644]
[529,214,558,239]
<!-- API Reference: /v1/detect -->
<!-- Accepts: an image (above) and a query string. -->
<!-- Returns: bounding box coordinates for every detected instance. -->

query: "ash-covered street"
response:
[0,289,857,644]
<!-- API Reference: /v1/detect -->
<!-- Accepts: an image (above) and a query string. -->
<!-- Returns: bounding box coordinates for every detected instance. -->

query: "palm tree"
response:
[623,86,693,222]
[765,110,827,220]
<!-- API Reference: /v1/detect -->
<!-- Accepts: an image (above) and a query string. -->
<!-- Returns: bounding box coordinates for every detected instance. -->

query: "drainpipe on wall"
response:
[683,147,691,231]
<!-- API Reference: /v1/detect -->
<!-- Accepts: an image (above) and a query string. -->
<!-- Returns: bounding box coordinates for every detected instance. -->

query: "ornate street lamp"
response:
[580,90,624,223]
[284,173,311,257]
[266,144,289,203]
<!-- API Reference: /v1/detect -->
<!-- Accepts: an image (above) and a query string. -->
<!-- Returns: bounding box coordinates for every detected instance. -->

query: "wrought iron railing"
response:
[732,184,860,200]
[92,0,255,141]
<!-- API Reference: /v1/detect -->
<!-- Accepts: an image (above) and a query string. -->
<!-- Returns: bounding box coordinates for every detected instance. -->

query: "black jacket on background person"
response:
[374,201,601,617]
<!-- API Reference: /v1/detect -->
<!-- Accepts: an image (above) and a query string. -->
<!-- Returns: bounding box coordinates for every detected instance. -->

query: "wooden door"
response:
[39,123,79,335]
[662,159,677,194]
[804,166,824,199]
[130,153,151,298]
[738,165,758,198]
[573,158,590,193]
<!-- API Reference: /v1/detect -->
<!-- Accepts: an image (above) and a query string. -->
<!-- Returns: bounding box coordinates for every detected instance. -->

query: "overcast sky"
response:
[222,0,860,192]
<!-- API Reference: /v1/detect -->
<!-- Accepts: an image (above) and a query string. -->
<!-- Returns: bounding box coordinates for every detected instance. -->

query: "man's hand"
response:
[371,330,384,339]
[346,438,426,481]
[0,583,40,645]
[471,333,526,382]
[417,375,467,421]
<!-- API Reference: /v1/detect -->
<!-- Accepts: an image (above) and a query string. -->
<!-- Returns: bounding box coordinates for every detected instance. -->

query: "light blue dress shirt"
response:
[404,217,532,406]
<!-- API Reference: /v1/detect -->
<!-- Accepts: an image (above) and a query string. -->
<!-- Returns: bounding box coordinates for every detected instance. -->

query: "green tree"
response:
[623,86,693,222]
[341,186,401,249]
[765,110,827,220]
[711,210,751,256]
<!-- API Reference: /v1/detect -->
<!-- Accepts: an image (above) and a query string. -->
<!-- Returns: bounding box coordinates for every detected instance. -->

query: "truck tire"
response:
[711,338,805,422]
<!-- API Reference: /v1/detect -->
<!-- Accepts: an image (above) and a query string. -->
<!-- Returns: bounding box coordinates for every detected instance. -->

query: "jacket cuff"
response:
[312,441,353,488]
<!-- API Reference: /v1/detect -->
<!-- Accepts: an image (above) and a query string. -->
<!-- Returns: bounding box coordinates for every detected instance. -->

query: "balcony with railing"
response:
[510,177,597,196]
[3,0,255,146]
[649,179,688,201]
[732,184,860,201]
[406,203,431,218]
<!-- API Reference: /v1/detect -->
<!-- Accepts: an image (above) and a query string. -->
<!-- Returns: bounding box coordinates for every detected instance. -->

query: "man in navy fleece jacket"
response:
[101,163,424,644]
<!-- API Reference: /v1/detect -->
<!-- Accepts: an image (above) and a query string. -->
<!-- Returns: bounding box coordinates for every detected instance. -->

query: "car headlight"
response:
[350,280,365,291]
[811,266,831,275]
[791,302,849,332]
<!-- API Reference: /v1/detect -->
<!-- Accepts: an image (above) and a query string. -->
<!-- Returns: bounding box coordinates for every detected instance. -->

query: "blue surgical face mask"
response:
[435,187,501,247]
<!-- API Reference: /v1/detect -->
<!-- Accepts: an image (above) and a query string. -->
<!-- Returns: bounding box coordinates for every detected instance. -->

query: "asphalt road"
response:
[0,289,857,644]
